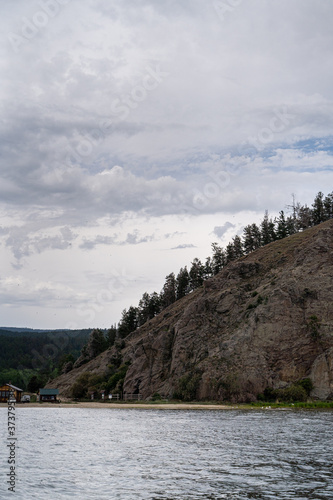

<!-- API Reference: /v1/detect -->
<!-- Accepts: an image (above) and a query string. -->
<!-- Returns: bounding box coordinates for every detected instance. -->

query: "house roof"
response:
[7,383,23,392]
[39,388,59,396]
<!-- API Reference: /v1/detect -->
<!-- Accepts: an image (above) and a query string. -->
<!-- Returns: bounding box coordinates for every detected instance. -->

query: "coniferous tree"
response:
[107,325,117,347]
[176,267,190,300]
[161,273,176,308]
[251,223,262,249]
[189,258,205,290]
[286,215,297,236]
[211,242,226,275]
[226,242,235,263]
[203,256,213,280]
[312,192,325,225]
[118,307,138,338]
[137,292,161,326]
[243,225,255,254]
[88,329,108,356]
[260,211,275,245]
[148,292,161,318]
[323,192,333,220]
[232,235,244,259]
[276,210,288,239]
[295,203,312,230]
[137,292,151,326]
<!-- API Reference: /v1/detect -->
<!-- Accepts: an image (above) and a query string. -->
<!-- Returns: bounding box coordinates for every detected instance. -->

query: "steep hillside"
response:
[50,220,333,401]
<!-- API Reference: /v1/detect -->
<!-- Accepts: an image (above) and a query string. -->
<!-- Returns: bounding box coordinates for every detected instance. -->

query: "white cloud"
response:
[1,0,333,327]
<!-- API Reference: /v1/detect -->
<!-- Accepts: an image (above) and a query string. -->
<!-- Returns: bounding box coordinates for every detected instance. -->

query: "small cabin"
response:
[38,388,60,402]
[0,383,23,403]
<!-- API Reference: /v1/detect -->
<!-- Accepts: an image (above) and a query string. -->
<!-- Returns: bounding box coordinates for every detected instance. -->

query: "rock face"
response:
[51,221,333,401]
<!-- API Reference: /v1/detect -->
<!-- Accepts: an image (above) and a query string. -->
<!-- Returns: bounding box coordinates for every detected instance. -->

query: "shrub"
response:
[261,383,308,403]
[105,363,129,393]
[279,385,307,402]
[263,386,278,401]
[307,315,321,339]
[174,372,201,401]
[297,378,314,396]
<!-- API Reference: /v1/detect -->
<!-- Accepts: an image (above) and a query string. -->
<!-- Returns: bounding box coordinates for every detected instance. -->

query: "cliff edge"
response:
[50,220,333,401]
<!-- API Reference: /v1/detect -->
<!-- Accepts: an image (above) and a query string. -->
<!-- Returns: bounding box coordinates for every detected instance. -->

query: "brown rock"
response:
[51,220,333,401]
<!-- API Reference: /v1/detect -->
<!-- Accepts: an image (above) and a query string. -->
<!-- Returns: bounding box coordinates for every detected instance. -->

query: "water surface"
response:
[0,408,332,499]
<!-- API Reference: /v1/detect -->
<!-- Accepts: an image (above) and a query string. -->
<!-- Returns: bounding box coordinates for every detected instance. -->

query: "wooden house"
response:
[37,388,60,402]
[0,383,23,403]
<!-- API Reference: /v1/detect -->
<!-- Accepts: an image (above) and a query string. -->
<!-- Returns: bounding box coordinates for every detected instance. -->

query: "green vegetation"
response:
[307,315,321,339]
[258,378,314,403]
[70,361,131,399]
[249,401,333,409]
[0,328,91,391]
[173,371,202,401]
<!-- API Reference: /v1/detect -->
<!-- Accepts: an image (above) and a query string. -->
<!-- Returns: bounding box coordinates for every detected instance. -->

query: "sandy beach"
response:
[0,401,238,410]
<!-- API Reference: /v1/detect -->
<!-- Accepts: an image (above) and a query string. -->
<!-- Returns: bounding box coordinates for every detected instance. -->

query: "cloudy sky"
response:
[1,0,332,329]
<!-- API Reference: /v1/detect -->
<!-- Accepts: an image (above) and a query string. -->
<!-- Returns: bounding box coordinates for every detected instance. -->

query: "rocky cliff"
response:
[50,220,333,401]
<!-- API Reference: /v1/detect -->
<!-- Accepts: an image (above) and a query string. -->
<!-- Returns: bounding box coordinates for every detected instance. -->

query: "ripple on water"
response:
[0,408,332,499]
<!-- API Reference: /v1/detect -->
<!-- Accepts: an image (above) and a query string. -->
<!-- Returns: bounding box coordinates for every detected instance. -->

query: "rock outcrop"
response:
[50,220,333,401]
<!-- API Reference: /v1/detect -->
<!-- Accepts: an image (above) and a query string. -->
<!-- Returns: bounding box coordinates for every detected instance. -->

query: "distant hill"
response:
[0,329,92,388]
[0,327,55,333]
[0,327,92,338]
[50,220,333,402]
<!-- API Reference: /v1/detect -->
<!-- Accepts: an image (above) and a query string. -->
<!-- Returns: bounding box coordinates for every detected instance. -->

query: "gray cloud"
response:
[79,230,155,250]
[1,0,333,327]
[79,235,117,250]
[171,244,196,250]
[3,222,77,264]
[212,223,235,239]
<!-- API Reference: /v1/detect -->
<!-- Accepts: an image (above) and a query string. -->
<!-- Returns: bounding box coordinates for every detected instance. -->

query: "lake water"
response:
[0,408,332,499]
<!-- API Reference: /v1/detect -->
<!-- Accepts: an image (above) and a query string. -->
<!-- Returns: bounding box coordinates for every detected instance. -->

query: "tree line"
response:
[81,191,333,355]
[0,329,91,390]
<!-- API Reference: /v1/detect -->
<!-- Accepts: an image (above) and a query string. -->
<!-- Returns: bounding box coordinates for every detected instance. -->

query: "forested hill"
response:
[111,191,333,341]
[0,328,92,391]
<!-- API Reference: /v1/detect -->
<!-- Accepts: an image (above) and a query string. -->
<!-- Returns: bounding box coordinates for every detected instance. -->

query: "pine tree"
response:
[286,215,297,235]
[232,235,244,259]
[118,307,138,338]
[148,292,161,318]
[88,329,108,356]
[312,192,325,225]
[243,225,255,254]
[161,273,176,308]
[137,292,151,326]
[295,203,312,230]
[107,325,117,346]
[138,292,161,325]
[276,211,288,239]
[323,192,333,220]
[176,267,190,300]
[251,223,262,249]
[211,242,226,275]
[260,211,275,245]
[226,242,235,263]
[189,258,204,290]
[203,256,213,279]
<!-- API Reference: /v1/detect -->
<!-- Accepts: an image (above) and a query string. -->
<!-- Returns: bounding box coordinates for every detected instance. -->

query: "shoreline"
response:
[1,400,332,410]
[0,402,237,410]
